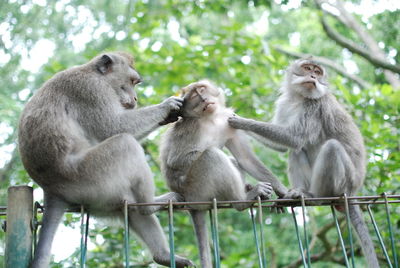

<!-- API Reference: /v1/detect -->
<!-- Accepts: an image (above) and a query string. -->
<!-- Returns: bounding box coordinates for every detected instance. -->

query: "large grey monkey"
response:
[18,52,194,268]
[228,59,379,267]
[160,80,288,268]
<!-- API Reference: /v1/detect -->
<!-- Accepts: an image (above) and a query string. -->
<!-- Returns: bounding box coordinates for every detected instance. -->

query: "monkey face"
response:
[95,53,142,109]
[181,80,224,117]
[288,59,329,99]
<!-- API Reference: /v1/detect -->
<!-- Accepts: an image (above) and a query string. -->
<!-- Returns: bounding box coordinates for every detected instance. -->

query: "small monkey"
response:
[160,80,288,268]
[228,58,379,267]
[18,52,193,267]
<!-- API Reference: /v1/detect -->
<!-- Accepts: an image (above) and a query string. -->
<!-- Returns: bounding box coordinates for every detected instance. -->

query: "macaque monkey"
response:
[228,59,379,267]
[160,80,288,268]
[18,52,194,268]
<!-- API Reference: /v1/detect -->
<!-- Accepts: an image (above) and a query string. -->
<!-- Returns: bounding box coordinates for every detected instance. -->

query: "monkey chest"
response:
[199,120,233,148]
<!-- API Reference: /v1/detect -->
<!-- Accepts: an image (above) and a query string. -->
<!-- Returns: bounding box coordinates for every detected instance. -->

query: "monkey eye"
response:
[303,65,312,71]
[315,69,322,75]
[131,78,142,85]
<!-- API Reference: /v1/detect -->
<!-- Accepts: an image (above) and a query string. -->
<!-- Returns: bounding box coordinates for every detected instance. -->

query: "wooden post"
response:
[5,186,33,268]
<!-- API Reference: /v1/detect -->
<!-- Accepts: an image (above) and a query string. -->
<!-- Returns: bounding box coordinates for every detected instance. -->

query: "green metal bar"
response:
[257,196,267,268]
[80,205,89,268]
[383,192,398,268]
[168,199,176,268]
[210,198,221,268]
[291,207,307,268]
[367,204,393,267]
[300,195,311,267]
[343,194,355,268]
[32,202,40,255]
[331,206,350,268]
[123,200,130,268]
[250,207,264,268]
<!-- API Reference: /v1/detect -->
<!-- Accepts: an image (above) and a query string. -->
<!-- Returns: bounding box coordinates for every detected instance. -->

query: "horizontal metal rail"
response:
[118,194,400,210]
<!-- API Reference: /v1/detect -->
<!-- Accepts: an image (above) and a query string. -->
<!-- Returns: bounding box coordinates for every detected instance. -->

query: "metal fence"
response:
[3,186,400,268]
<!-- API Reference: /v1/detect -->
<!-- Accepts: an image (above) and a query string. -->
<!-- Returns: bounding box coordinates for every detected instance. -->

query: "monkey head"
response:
[284,58,329,99]
[95,52,142,109]
[181,80,225,117]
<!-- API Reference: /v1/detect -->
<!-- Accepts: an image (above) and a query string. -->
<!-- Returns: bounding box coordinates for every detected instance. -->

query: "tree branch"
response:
[315,0,400,88]
[273,46,371,88]
[320,16,400,74]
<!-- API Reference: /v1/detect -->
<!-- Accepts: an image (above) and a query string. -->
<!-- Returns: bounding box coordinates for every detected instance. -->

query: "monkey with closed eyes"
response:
[160,80,288,268]
[228,58,379,267]
[18,52,194,268]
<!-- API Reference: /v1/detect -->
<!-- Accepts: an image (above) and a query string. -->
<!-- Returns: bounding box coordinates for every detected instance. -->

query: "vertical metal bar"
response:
[168,199,176,268]
[291,207,307,268]
[300,195,311,267]
[5,186,33,268]
[257,196,267,268]
[32,202,40,255]
[84,213,89,263]
[331,206,350,268]
[210,198,221,268]
[80,205,87,268]
[123,200,130,268]
[367,204,392,267]
[383,192,398,268]
[250,207,264,268]
[344,194,355,268]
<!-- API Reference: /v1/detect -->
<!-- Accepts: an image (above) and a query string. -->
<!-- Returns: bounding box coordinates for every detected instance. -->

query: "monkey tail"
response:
[349,205,380,268]
[190,210,213,268]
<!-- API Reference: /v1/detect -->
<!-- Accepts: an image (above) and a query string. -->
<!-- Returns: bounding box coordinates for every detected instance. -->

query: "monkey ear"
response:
[96,54,113,74]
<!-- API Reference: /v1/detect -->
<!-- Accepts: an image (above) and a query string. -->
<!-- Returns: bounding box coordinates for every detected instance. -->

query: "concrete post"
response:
[5,186,33,268]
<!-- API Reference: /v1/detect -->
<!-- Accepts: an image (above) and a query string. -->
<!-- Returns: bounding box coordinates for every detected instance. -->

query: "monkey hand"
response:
[159,96,184,125]
[247,182,273,200]
[228,115,252,130]
[283,188,313,199]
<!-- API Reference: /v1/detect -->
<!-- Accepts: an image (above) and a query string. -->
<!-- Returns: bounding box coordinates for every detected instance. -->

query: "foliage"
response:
[0,0,399,267]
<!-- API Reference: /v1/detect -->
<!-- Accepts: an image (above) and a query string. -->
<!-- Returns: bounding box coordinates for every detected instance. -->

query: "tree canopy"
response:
[0,0,399,267]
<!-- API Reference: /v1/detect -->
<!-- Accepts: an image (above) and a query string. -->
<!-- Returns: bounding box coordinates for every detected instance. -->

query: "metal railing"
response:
[3,186,400,267]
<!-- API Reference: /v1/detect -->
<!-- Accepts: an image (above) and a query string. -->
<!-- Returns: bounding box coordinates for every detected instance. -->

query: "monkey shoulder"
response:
[273,96,305,126]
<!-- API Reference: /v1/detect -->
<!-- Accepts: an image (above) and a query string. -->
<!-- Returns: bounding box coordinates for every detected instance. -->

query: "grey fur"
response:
[228,59,379,268]
[18,52,193,268]
[160,80,285,268]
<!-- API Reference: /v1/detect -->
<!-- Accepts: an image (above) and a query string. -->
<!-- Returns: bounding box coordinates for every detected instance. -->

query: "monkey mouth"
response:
[121,102,136,109]
[302,81,316,89]
[203,102,215,111]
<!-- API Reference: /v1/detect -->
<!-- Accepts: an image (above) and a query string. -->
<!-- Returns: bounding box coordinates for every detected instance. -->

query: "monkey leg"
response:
[31,193,68,268]
[287,149,312,196]
[128,211,194,268]
[310,139,355,197]
[65,133,162,215]
[190,210,212,268]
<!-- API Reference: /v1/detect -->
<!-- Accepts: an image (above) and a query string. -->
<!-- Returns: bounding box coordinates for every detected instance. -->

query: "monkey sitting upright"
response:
[228,58,379,267]
[18,52,193,268]
[160,80,288,268]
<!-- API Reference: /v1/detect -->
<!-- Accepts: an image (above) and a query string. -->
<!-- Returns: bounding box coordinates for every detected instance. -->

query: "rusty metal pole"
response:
[5,186,33,268]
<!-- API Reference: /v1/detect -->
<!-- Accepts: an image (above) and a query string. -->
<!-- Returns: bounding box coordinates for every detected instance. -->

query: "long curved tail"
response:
[190,210,212,268]
[349,205,380,268]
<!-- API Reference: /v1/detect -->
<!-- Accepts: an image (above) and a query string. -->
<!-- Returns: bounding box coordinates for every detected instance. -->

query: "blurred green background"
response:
[0,0,399,267]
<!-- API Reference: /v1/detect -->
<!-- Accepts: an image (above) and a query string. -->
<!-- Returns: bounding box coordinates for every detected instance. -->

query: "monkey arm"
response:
[226,131,288,197]
[228,116,303,150]
[120,96,183,140]
[247,132,288,152]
